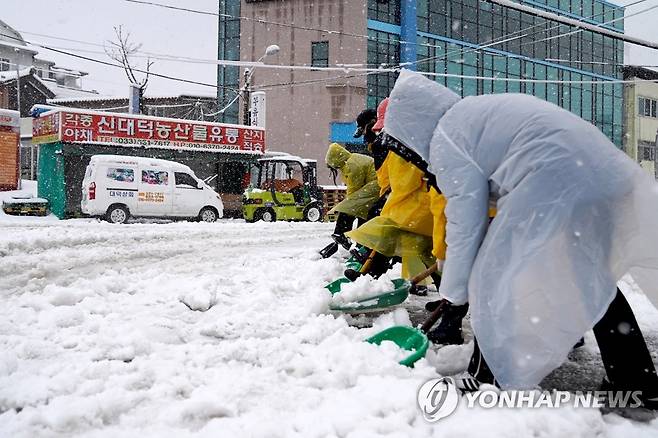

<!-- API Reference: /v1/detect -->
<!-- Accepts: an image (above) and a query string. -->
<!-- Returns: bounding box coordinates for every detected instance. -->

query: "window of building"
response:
[638,142,656,162]
[639,97,658,118]
[593,0,604,22]
[0,58,10,72]
[368,0,401,25]
[217,0,241,124]
[367,29,400,108]
[311,41,329,68]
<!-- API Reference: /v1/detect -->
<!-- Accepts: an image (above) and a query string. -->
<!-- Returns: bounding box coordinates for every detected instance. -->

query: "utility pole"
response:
[15,49,22,189]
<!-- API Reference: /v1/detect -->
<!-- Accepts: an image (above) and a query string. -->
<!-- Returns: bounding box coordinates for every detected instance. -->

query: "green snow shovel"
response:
[328,262,438,314]
[328,278,411,313]
[324,248,377,294]
[365,264,448,367]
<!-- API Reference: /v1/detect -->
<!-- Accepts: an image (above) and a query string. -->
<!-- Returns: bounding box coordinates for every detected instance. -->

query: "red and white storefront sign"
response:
[33,109,266,154]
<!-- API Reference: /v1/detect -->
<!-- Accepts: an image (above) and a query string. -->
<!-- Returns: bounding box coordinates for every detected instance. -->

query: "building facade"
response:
[217,0,625,183]
[623,66,658,179]
[1,19,99,181]
[0,20,98,106]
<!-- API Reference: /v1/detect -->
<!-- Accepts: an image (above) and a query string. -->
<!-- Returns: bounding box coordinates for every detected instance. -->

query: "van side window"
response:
[106,167,135,182]
[142,170,169,185]
[175,172,198,188]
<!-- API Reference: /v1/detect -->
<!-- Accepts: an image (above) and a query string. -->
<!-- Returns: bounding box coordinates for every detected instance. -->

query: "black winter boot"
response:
[331,233,351,250]
[344,268,361,281]
[427,302,469,345]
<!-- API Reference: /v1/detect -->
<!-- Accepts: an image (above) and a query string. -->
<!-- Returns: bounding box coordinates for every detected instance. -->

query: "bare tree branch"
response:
[104,25,153,94]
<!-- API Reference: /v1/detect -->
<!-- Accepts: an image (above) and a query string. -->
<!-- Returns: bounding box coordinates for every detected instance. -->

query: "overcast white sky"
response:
[3,0,658,98]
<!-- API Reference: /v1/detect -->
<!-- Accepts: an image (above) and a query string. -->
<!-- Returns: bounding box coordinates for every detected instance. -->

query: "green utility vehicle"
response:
[242,155,324,222]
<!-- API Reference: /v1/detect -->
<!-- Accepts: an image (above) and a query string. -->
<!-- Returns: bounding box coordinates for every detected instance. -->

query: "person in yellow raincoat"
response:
[346,98,471,344]
[322,142,381,252]
[346,99,440,283]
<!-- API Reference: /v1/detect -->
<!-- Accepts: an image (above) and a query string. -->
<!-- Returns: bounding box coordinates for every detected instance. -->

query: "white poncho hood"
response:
[384,70,460,163]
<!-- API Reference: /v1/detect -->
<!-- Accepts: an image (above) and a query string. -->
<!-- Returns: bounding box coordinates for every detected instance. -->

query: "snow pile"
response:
[0,180,59,223]
[179,290,217,312]
[332,275,396,304]
[1,218,658,436]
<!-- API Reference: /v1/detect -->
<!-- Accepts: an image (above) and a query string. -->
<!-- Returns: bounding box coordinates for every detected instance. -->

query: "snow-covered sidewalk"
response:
[1,219,658,437]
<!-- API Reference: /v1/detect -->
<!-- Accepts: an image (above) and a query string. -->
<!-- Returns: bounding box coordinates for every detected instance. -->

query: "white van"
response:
[81,155,224,224]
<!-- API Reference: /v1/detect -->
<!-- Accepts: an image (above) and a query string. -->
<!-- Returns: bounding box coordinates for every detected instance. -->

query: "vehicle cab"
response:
[242,154,323,222]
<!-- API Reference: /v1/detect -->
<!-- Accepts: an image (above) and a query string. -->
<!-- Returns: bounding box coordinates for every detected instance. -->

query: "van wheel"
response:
[199,207,218,223]
[106,205,129,224]
[303,204,322,222]
[259,208,276,222]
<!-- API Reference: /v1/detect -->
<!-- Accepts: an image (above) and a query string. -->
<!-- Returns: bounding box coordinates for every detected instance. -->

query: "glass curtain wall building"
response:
[367,0,625,147]
[217,0,241,124]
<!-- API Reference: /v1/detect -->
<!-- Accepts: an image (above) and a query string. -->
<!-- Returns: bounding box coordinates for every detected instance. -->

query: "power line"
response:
[121,0,641,66]
[19,0,648,74]
[7,0,656,99]
[521,1,658,48]
[487,0,658,49]
[119,0,657,83]
[1,33,238,92]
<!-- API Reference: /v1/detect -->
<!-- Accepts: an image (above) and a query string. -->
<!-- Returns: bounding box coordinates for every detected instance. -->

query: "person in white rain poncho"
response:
[383,70,658,403]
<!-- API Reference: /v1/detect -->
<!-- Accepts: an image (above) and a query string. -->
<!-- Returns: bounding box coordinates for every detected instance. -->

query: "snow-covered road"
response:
[2,218,658,437]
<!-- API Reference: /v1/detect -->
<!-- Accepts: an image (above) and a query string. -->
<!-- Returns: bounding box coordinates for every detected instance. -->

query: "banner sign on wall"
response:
[32,109,266,154]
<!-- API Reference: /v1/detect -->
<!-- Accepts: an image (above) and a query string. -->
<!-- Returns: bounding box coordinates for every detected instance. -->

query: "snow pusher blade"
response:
[366,326,429,367]
[328,278,410,313]
[324,248,378,293]
[361,264,446,367]
[325,277,352,294]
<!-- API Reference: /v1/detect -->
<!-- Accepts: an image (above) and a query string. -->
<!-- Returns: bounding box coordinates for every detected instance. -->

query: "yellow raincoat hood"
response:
[325,143,351,170]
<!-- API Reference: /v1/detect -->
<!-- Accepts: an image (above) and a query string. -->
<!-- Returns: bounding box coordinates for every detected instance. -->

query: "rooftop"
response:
[622,66,658,81]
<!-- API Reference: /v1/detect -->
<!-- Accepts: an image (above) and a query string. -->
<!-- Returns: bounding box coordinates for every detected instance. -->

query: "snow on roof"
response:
[48,95,126,104]
[42,81,100,99]
[0,67,34,83]
[48,93,216,104]
[33,57,56,66]
[50,66,88,77]
[89,154,194,171]
[258,154,316,165]
[0,69,97,99]
[0,39,38,53]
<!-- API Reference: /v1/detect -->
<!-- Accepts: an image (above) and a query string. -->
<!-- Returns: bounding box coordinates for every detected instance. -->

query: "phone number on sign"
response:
[98,136,242,151]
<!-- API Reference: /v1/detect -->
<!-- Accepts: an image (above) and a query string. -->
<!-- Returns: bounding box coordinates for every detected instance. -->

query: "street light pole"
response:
[243,45,279,126]
[212,45,280,123]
